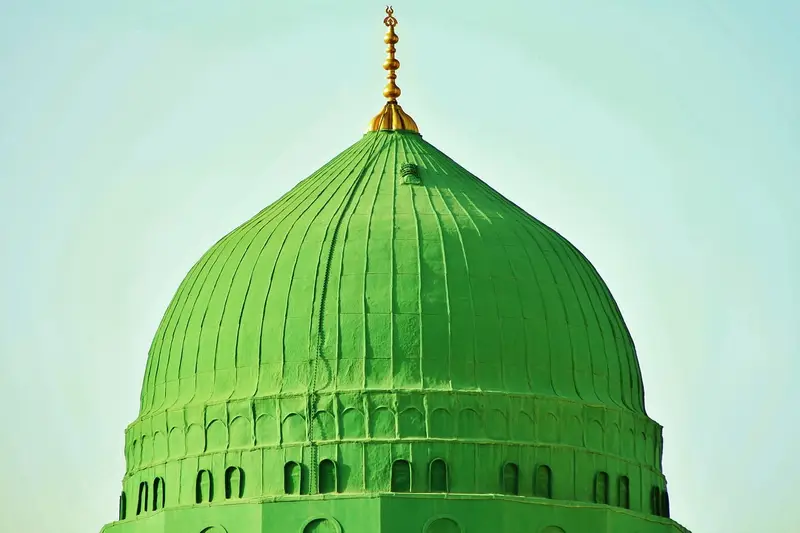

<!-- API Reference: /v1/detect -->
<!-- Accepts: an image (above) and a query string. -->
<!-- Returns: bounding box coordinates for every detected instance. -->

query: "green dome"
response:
[140,130,645,416]
[117,129,678,533]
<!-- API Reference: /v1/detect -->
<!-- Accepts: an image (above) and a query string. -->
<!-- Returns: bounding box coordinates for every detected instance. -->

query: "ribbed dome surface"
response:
[139,130,645,418]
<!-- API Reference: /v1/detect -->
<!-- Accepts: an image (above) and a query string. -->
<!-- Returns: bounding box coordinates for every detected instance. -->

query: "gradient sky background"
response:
[1,1,798,532]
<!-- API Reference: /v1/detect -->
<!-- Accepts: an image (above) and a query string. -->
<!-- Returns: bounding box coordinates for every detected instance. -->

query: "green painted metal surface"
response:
[102,130,690,533]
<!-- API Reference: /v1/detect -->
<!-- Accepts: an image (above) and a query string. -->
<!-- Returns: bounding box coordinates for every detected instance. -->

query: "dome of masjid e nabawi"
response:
[99,8,692,533]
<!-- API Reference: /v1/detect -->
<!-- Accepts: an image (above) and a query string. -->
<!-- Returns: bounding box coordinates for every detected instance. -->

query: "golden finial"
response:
[382,6,401,102]
[367,6,419,133]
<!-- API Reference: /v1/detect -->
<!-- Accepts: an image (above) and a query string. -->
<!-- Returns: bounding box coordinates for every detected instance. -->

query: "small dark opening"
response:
[430,459,448,492]
[391,459,412,492]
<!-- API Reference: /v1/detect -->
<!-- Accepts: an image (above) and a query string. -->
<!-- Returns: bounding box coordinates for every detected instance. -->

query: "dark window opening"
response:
[284,461,302,495]
[650,486,662,516]
[534,465,552,499]
[225,466,245,499]
[594,471,609,504]
[119,492,127,520]
[136,482,148,515]
[318,459,337,494]
[391,459,412,492]
[196,469,213,504]
[662,490,671,517]
[618,476,630,509]
[502,463,519,495]
[430,458,448,492]
[152,477,165,510]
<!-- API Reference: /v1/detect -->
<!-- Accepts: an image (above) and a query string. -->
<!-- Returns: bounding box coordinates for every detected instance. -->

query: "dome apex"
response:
[368,6,419,133]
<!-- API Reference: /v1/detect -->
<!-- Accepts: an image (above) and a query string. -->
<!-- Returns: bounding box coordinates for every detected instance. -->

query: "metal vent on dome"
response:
[400,162,421,184]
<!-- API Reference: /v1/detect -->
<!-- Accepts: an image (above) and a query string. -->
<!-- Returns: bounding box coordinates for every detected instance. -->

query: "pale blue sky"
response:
[0,1,797,532]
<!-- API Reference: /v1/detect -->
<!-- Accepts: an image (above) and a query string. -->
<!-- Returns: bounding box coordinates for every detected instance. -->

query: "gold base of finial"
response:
[368,101,419,133]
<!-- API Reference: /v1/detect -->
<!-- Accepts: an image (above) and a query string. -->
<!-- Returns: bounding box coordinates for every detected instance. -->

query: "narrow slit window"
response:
[119,492,127,520]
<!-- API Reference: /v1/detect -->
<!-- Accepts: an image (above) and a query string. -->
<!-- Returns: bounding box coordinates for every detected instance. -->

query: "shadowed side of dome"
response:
[138,130,645,419]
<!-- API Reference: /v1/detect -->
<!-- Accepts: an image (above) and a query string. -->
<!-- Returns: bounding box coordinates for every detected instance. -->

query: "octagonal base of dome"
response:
[98,493,691,533]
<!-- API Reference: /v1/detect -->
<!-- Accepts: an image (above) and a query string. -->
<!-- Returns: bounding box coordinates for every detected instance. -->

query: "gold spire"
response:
[368,6,419,133]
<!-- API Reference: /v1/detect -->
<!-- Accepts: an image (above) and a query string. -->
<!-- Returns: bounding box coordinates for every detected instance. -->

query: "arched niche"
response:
[152,476,165,510]
[341,408,365,439]
[318,459,337,494]
[513,411,534,442]
[196,469,213,504]
[369,407,396,439]
[225,466,245,499]
[141,434,153,465]
[302,518,341,533]
[398,407,425,438]
[313,411,336,441]
[229,416,252,449]
[541,413,558,443]
[429,458,448,493]
[255,414,278,445]
[618,475,630,509]
[282,413,307,443]
[458,408,483,439]
[284,461,308,495]
[534,464,552,499]
[186,424,205,455]
[502,462,519,495]
[206,420,228,452]
[594,471,609,505]
[153,431,168,462]
[429,408,454,438]
[424,517,461,533]
[487,409,508,440]
[136,481,148,515]
[587,420,604,451]
[391,459,412,492]
[168,427,186,458]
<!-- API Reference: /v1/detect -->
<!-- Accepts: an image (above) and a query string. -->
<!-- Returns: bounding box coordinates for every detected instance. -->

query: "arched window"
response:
[594,471,609,504]
[284,461,302,495]
[391,459,412,492]
[225,466,245,499]
[430,458,448,492]
[136,481,148,515]
[152,476,165,510]
[662,490,671,517]
[318,459,337,494]
[650,486,662,516]
[534,465,552,498]
[502,463,519,495]
[196,469,213,504]
[618,475,630,509]
[118,492,127,520]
